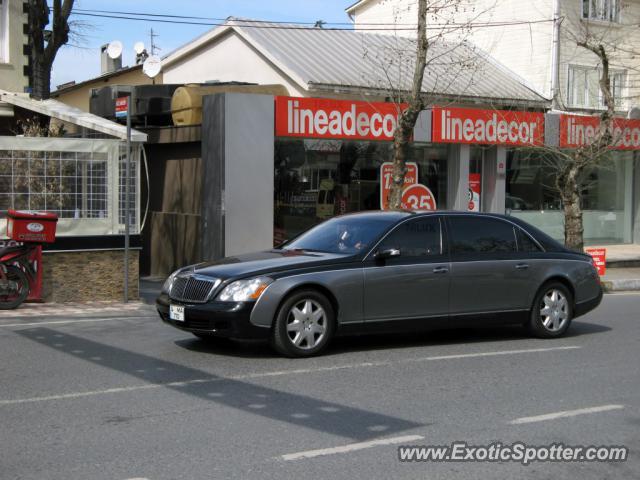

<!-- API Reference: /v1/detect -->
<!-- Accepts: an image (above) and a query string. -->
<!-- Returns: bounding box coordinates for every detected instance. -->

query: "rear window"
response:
[448,216,517,253]
[508,217,563,251]
[517,228,542,252]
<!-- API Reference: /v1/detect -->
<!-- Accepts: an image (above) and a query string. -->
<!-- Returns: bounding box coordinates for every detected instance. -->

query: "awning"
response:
[0,89,147,142]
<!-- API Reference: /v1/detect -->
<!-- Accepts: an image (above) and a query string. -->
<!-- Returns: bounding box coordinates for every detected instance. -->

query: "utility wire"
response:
[69,10,557,31]
[70,7,551,27]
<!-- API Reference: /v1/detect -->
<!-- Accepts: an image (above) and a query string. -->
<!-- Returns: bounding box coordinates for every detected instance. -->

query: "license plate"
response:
[170,305,185,322]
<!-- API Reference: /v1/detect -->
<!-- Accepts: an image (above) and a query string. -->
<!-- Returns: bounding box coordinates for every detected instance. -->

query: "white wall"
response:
[162,30,306,97]
[0,0,29,92]
[350,0,554,98]
[558,0,640,112]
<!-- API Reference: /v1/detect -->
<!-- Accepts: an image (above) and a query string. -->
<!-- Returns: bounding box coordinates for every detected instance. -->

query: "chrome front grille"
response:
[169,275,220,303]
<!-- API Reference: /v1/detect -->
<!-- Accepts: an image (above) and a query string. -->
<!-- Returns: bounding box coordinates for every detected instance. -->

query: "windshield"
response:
[282,216,396,255]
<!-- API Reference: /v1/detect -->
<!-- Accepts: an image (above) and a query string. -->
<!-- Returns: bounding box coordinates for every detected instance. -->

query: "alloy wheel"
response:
[540,288,569,332]
[286,299,327,349]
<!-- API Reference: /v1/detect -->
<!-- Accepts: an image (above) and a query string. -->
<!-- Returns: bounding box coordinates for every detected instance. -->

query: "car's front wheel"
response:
[528,282,573,338]
[271,290,335,357]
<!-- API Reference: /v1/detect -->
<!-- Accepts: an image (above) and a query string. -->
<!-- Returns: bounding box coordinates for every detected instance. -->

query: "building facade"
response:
[0,0,29,93]
[346,0,640,113]
[347,0,640,245]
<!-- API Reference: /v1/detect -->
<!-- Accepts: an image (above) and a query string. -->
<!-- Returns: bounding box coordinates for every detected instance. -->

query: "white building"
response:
[346,0,640,113]
[0,0,29,93]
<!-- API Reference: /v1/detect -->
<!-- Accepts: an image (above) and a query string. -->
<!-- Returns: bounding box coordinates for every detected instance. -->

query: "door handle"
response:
[433,266,449,274]
[515,263,529,270]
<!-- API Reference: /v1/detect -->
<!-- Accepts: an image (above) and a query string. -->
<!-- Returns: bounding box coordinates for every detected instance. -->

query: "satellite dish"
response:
[106,40,123,59]
[133,41,145,55]
[142,55,162,78]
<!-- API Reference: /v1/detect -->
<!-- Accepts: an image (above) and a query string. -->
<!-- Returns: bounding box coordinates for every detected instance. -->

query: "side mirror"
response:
[374,248,400,260]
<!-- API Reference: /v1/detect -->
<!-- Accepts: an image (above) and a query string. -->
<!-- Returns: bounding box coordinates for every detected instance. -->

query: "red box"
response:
[6,210,59,243]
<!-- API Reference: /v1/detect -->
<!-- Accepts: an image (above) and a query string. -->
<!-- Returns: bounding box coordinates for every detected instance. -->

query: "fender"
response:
[250,267,364,328]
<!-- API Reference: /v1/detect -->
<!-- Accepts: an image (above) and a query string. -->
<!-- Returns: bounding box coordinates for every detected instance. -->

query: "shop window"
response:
[582,0,620,22]
[0,0,8,63]
[274,139,448,245]
[568,66,625,109]
[506,149,633,244]
[449,216,517,253]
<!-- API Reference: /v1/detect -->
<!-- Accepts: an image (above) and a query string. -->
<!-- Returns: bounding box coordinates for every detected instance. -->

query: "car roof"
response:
[340,210,512,221]
[339,210,566,252]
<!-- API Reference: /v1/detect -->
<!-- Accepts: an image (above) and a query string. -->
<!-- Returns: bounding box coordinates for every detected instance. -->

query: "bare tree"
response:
[556,42,614,251]
[27,0,75,99]
[539,9,638,251]
[364,0,488,209]
[387,0,428,209]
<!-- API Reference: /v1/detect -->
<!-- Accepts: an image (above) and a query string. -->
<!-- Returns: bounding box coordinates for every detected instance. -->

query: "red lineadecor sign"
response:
[275,96,405,141]
[560,114,640,150]
[431,106,545,146]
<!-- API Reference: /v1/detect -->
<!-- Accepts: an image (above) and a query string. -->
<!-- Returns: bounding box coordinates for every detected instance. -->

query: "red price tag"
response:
[401,184,437,211]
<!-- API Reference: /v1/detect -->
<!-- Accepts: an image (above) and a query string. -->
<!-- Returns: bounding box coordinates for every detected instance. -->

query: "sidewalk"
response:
[601,267,640,293]
[0,301,156,320]
[588,244,640,292]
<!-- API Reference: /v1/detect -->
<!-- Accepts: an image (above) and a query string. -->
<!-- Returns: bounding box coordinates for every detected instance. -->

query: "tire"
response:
[527,282,573,338]
[0,265,30,310]
[271,289,335,357]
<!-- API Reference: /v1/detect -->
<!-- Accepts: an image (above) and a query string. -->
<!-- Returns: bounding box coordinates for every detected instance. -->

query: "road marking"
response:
[510,404,624,425]
[0,345,581,406]
[405,345,581,363]
[0,378,217,406]
[0,316,157,328]
[281,434,424,461]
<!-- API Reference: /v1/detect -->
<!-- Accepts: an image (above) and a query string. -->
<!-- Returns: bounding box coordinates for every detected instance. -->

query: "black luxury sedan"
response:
[157,211,603,357]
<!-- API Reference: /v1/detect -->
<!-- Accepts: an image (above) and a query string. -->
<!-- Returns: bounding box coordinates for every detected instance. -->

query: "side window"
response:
[517,228,542,252]
[378,217,441,258]
[449,216,517,253]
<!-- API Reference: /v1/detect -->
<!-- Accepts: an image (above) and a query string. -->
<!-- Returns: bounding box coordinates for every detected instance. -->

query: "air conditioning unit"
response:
[90,84,181,126]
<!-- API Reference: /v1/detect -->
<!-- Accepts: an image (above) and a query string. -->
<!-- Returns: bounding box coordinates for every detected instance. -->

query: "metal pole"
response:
[124,98,131,303]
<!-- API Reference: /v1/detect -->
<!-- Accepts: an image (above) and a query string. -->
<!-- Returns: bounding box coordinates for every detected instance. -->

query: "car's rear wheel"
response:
[271,290,335,357]
[528,282,573,338]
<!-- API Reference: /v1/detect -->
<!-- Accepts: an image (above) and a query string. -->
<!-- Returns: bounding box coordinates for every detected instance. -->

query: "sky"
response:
[51,0,354,89]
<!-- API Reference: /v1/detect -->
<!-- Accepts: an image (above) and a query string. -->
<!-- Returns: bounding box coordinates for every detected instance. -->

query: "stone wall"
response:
[41,250,139,303]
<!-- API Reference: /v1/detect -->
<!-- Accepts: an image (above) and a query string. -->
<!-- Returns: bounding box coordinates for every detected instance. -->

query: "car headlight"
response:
[161,271,178,294]
[162,269,187,294]
[217,277,273,302]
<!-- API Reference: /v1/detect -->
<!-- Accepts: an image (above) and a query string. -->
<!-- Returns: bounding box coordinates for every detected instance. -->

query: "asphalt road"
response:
[1,293,638,480]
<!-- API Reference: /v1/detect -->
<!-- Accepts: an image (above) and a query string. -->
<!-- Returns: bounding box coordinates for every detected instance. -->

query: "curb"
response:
[601,279,640,293]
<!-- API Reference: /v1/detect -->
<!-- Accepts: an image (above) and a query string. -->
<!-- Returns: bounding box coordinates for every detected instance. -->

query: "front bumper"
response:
[156,293,270,339]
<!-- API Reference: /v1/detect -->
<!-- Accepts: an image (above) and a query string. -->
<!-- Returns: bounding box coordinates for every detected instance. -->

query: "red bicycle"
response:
[0,242,36,309]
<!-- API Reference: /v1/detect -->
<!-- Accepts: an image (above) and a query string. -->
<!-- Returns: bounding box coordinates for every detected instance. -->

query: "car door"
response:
[363,216,450,322]
[446,215,532,317]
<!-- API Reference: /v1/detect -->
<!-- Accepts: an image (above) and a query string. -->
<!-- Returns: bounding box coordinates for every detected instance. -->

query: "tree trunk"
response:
[27,0,75,100]
[31,56,52,100]
[559,164,584,252]
[387,0,428,210]
[388,116,414,209]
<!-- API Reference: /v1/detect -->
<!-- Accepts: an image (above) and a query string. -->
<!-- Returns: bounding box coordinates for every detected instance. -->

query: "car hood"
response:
[190,250,353,280]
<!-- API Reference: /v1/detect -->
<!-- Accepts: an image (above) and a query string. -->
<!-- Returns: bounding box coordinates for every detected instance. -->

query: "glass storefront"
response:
[274,139,448,244]
[506,149,634,244]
